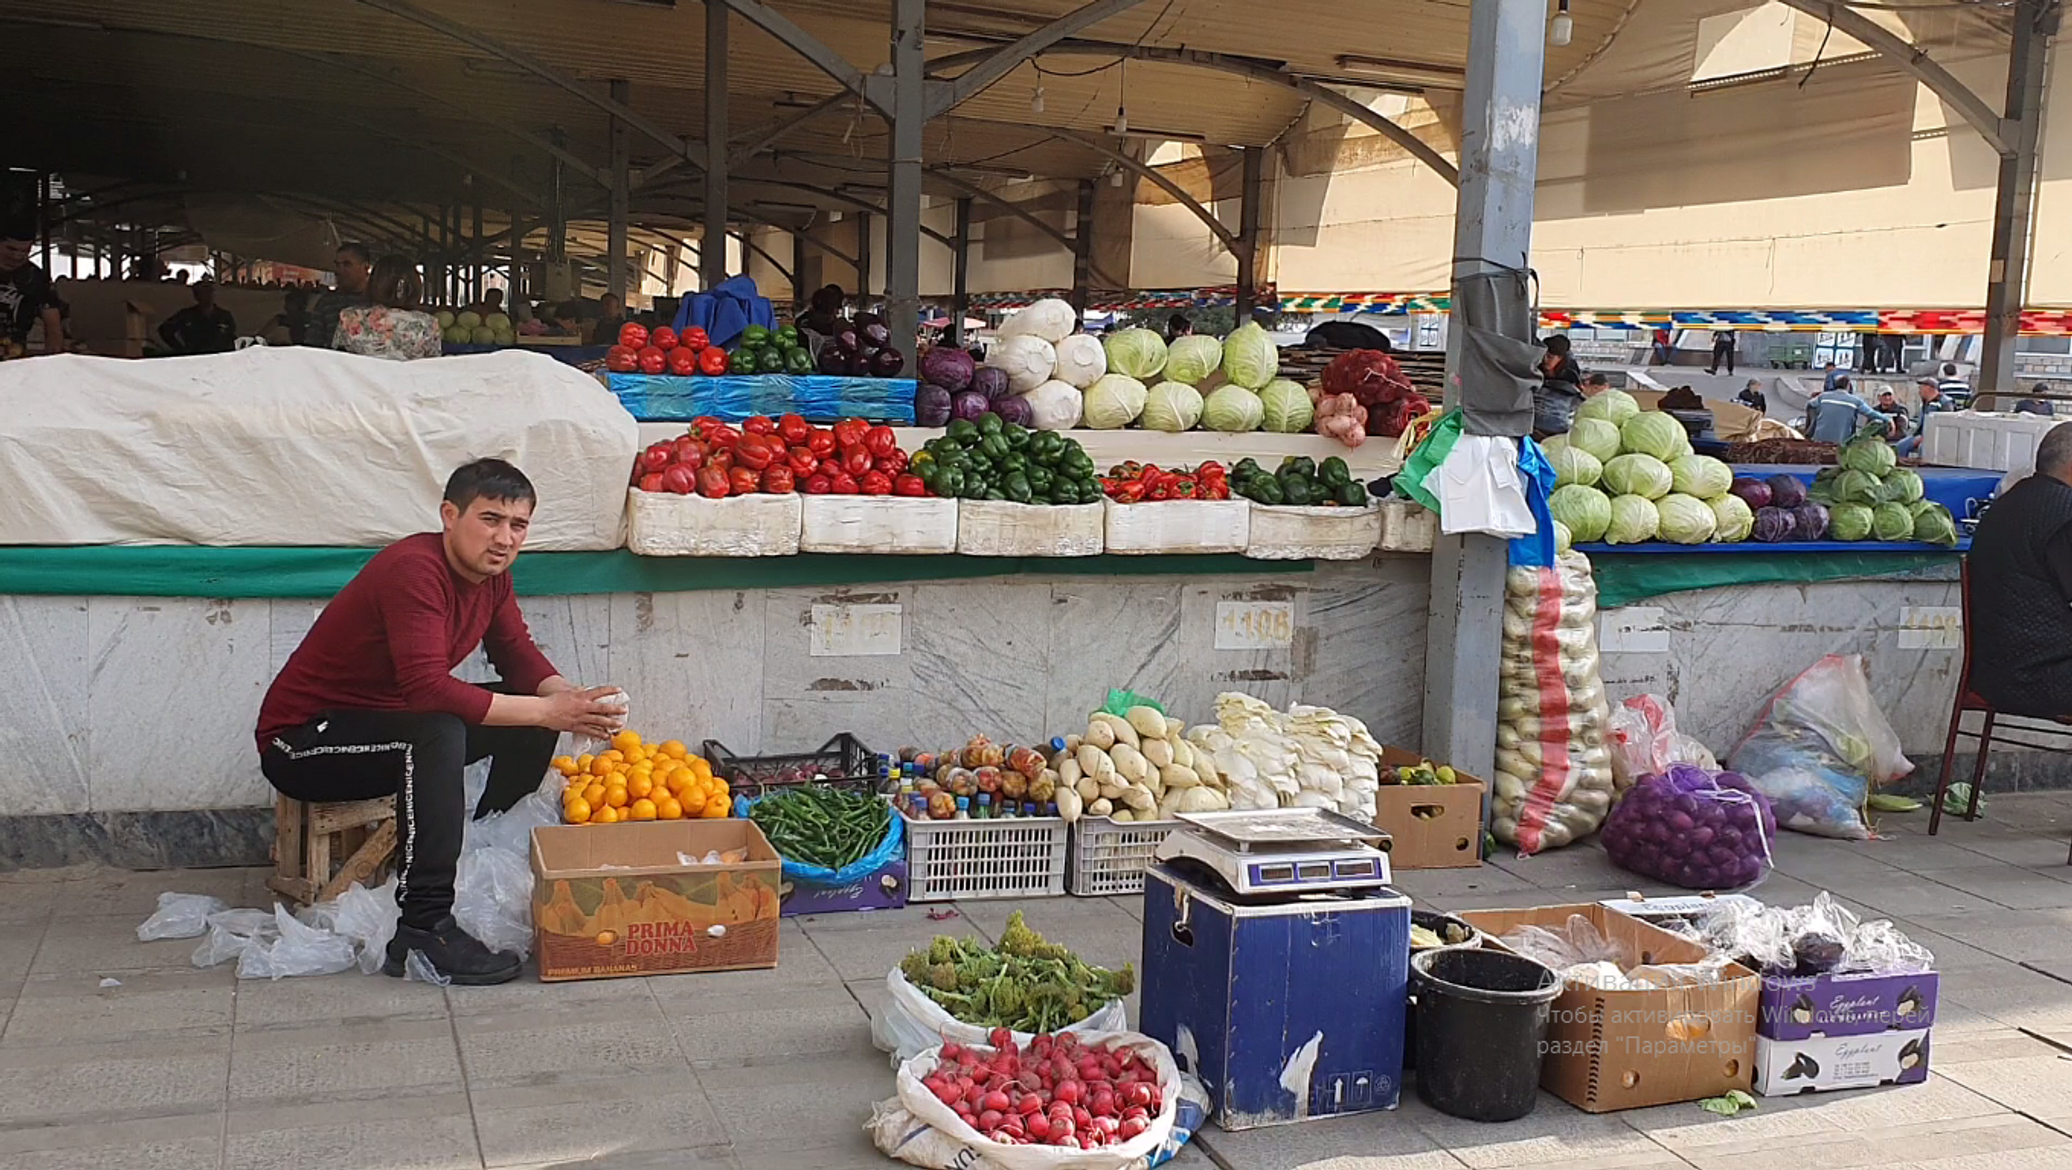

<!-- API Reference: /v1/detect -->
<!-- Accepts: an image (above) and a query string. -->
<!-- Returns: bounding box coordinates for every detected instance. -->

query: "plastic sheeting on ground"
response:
[0,348,637,549]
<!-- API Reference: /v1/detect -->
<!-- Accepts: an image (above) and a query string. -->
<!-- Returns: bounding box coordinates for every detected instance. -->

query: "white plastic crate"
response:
[902,810,1068,901]
[1067,816,1180,896]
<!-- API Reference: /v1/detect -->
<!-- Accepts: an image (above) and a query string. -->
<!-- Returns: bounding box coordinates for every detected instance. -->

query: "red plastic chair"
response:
[1931,560,2072,862]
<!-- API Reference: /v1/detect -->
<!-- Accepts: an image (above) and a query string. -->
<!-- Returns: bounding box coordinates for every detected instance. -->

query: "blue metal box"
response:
[1139,863,1411,1130]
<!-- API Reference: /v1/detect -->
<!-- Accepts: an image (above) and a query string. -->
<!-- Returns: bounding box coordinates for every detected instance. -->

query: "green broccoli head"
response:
[899,951,933,984]
[1106,961,1136,997]
[928,935,962,965]
[930,962,961,992]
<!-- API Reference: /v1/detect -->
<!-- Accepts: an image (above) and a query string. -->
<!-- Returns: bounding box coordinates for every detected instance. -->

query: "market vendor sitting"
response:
[255,459,627,984]
[1967,422,2072,718]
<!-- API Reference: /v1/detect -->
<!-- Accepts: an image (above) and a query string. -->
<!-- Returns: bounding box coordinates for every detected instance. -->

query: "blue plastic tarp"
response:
[605,374,917,424]
[673,275,774,350]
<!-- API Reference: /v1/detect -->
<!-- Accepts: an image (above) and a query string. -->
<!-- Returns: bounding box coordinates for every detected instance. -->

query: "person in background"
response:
[1538,334,1582,387]
[1807,375,1887,443]
[1962,422,2072,718]
[264,287,314,346]
[798,284,846,336]
[1581,372,1611,396]
[1937,362,1972,409]
[256,459,627,984]
[589,293,625,347]
[307,242,372,350]
[0,224,65,354]
[1860,330,1886,373]
[1651,326,1672,365]
[2016,383,2056,416]
[1822,361,1846,393]
[1738,378,1768,415]
[473,287,505,320]
[1886,332,1909,375]
[332,255,441,360]
[1166,313,1194,343]
[1705,328,1737,376]
[157,279,237,354]
[1874,388,1910,438]
[1897,378,1952,458]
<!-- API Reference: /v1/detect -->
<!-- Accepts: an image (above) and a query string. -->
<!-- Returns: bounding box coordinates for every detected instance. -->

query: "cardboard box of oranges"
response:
[552,730,733,826]
[530,818,782,981]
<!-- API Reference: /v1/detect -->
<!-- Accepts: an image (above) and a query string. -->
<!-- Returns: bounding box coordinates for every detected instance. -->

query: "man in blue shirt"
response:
[1808,377,1889,443]
[1821,361,1846,392]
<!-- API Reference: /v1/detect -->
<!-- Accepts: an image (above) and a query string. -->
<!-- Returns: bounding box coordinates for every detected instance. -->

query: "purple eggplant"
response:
[861,322,891,351]
[871,347,905,377]
[834,328,861,355]
[817,347,849,376]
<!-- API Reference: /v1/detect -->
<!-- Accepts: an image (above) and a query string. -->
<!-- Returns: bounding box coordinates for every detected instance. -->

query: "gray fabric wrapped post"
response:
[1454,269,1541,438]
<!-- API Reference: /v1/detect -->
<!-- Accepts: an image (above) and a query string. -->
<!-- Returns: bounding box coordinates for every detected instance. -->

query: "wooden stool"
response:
[268,794,398,905]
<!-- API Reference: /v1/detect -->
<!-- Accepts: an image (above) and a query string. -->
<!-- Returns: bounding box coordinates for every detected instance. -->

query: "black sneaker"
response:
[384,916,522,985]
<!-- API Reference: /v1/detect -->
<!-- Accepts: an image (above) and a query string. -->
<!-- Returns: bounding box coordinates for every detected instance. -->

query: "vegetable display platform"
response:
[608,373,918,426]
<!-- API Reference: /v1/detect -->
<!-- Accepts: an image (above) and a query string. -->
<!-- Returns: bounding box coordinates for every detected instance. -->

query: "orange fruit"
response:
[575,753,595,770]
[689,756,712,778]
[592,805,618,824]
[657,797,684,820]
[700,798,729,819]
[551,755,578,776]
[563,797,592,824]
[630,798,658,821]
[589,756,617,778]
[604,784,630,809]
[601,749,624,762]
[582,782,606,806]
[611,730,642,752]
[627,775,654,800]
[660,740,688,760]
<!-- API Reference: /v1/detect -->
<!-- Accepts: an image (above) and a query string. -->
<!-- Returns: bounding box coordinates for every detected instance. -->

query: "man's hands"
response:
[542,685,628,739]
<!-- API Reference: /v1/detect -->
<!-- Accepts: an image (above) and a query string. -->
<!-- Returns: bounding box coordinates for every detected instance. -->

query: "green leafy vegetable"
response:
[1655,492,1718,544]
[897,912,1136,1034]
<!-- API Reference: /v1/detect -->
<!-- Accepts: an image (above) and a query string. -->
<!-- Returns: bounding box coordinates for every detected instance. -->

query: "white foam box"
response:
[1245,502,1381,560]
[954,500,1104,557]
[798,495,957,554]
[1102,498,1250,554]
[625,488,802,557]
[1751,1029,1931,1096]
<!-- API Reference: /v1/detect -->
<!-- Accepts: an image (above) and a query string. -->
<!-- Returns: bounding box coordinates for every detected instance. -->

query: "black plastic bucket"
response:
[1402,911,1487,1072]
[1410,947,1562,1122]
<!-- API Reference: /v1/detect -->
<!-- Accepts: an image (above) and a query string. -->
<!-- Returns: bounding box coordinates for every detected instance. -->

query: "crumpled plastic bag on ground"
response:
[235,906,358,980]
[1729,654,1912,840]
[305,877,401,975]
[137,892,228,940]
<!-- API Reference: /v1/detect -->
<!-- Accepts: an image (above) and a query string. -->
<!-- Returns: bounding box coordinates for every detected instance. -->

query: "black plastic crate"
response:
[702,733,882,796]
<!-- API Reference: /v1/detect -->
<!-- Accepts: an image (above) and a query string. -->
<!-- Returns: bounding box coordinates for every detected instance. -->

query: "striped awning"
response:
[958,286,1279,314]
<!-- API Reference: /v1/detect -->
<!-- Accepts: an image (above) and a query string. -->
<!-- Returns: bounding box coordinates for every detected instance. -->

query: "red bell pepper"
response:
[638,472,665,494]
[1171,477,1197,499]
[777,413,812,446]
[742,415,777,437]
[893,473,927,497]
[760,465,796,494]
[733,434,775,471]
[863,425,898,461]
[878,448,910,474]
[859,469,893,496]
[680,327,710,353]
[728,466,761,496]
[806,430,837,460]
[695,466,729,499]
[1114,481,1147,503]
[1147,480,1172,502]
[641,445,673,473]
[832,418,868,450]
[830,471,860,495]
[842,446,874,477]
[708,448,734,476]
[787,446,818,476]
[803,473,834,494]
[697,346,729,376]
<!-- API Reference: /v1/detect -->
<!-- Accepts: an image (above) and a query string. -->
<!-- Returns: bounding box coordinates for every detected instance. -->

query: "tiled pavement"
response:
[3,795,2072,1169]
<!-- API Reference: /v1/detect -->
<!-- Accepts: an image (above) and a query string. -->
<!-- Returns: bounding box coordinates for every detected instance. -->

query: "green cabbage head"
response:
[1576,388,1640,426]
[1602,452,1674,500]
[1708,493,1755,542]
[1162,334,1224,385]
[1201,384,1264,432]
[1912,502,1958,546]
[1840,431,1897,476]
[1656,493,1719,544]
[1828,502,1876,541]
[1883,467,1925,504]
[1549,445,1603,489]
[1141,381,1204,432]
[1568,418,1623,462]
[1259,379,1314,433]
[1549,484,1612,543]
[1553,519,1573,555]
[1101,328,1168,381]
[1620,411,1691,462]
[1669,454,1733,500]
[1872,501,1915,541]
[1606,494,1662,544]
[1219,321,1279,389]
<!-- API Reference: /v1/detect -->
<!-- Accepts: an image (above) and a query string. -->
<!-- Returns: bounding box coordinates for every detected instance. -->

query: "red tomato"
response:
[728,466,761,496]
[860,470,893,496]
[680,327,710,352]
[637,346,667,374]
[638,472,665,493]
[618,322,649,349]
[760,466,796,494]
[666,347,698,376]
[695,466,729,498]
[660,465,698,495]
[650,326,679,351]
[697,345,728,375]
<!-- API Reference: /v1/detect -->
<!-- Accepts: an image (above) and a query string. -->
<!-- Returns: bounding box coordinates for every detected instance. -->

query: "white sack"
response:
[0,348,637,549]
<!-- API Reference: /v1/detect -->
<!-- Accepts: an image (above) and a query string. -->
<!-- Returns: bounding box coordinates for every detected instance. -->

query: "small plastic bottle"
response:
[975,794,992,819]
[954,796,971,820]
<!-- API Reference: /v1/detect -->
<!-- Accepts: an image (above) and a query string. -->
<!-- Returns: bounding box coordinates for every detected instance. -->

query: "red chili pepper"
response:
[787,446,818,476]
[863,425,898,461]
[728,466,761,496]
[803,473,834,494]
[776,413,812,446]
[806,430,837,460]
[733,434,775,471]
[760,465,796,494]
[893,473,927,497]
[832,418,868,450]
[830,471,860,495]
[697,346,729,376]
[860,469,894,496]
[842,446,874,477]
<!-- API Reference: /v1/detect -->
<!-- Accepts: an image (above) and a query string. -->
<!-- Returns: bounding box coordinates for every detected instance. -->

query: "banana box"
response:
[531,820,781,981]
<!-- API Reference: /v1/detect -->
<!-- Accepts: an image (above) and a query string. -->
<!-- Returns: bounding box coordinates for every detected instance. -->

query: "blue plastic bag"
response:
[739,791,905,884]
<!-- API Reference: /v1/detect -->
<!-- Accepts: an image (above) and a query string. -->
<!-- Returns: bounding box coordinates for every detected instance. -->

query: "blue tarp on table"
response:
[1734,463,2000,523]
[604,374,917,424]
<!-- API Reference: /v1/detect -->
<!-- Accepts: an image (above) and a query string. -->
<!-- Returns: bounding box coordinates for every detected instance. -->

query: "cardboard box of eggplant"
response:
[1455,894,1940,1110]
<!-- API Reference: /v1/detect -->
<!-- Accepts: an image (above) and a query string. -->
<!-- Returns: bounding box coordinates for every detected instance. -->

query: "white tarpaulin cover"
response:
[0,348,637,550]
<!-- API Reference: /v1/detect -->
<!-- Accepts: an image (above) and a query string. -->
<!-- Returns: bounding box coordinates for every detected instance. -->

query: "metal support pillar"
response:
[1980,0,2057,405]
[1070,181,1095,321]
[704,2,731,291]
[608,79,632,304]
[38,174,51,269]
[547,129,568,265]
[425,211,443,307]
[1235,146,1263,322]
[951,196,972,347]
[1422,0,1549,784]
[856,212,871,301]
[884,0,926,354]
[472,201,484,303]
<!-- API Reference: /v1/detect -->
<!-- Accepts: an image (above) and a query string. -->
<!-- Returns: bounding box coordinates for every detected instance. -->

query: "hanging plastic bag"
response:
[1600,765,1775,890]
[1606,695,1719,794]
[1491,551,1616,853]
[1728,654,1912,840]
[870,1032,1184,1170]
[137,892,229,941]
[870,967,1129,1064]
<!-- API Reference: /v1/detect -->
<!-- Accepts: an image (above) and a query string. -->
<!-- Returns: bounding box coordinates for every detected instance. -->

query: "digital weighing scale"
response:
[1153,807,1393,897]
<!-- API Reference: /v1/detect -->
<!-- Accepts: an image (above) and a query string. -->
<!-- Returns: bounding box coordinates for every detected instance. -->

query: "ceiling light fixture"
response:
[1031,85,1045,114]
[1113,127,1209,144]
[1549,0,1573,47]
[1332,54,1466,88]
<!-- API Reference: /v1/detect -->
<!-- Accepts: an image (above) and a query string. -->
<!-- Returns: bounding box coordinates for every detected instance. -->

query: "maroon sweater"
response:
[256,533,558,753]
